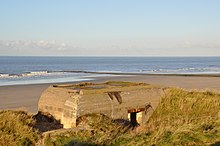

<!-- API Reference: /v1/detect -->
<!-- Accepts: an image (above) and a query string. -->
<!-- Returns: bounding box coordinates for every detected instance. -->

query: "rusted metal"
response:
[128,103,152,113]
[128,108,145,113]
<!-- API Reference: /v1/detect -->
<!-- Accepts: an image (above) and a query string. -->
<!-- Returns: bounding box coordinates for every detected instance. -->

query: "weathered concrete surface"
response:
[38,81,165,128]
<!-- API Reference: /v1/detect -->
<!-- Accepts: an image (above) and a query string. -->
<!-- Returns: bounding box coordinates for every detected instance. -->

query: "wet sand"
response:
[0,75,220,113]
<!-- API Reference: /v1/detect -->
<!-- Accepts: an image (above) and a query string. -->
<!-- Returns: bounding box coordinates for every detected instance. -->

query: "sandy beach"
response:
[1,74,220,113]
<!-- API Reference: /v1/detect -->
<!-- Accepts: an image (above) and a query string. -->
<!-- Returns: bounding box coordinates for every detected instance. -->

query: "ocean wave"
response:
[1,67,220,79]
[0,74,10,78]
[96,70,123,73]
[0,77,93,86]
[23,71,49,76]
[0,73,24,78]
[138,67,220,74]
[0,71,51,78]
[0,70,87,79]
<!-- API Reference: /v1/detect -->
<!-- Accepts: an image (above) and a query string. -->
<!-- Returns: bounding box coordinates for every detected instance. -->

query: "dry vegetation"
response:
[43,114,130,146]
[113,88,220,145]
[1,88,220,145]
[0,111,39,146]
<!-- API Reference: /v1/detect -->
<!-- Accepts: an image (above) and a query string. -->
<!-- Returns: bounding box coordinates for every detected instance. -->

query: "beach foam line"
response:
[0,73,23,78]
[0,71,50,78]
[23,71,50,76]
[0,77,93,86]
[0,74,10,78]
[1,69,220,79]
[0,70,88,79]
[138,67,220,74]
[55,70,220,77]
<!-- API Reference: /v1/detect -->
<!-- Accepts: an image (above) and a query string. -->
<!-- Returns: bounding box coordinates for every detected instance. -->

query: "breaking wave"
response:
[138,67,220,74]
[0,74,10,78]
[1,67,220,79]
[0,71,51,78]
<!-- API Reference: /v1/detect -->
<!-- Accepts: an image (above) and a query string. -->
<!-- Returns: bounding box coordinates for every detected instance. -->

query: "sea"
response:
[0,56,220,86]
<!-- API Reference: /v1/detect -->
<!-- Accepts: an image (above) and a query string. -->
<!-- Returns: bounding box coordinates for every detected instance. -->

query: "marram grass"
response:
[0,110,39,146]
[114,88,220,146]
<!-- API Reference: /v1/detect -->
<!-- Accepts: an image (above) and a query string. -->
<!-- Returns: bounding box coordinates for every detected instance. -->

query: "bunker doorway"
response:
[128,108,145,127]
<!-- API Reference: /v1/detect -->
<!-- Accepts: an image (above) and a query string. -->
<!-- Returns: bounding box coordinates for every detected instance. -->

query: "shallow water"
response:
[0,56,220,86]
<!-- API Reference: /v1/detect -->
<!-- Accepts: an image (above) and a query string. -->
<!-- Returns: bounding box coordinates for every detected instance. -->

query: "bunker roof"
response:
[52,81,158,95]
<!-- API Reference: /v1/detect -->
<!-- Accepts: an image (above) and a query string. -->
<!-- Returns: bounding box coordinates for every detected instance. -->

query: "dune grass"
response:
[146,88,220,145]
[44,113,130,146]
[113,88,220,145]
[0,110,39,146]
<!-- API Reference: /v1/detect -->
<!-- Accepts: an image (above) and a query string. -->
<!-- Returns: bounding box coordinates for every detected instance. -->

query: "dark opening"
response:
[128,108,145,127]
[130,112,138,127]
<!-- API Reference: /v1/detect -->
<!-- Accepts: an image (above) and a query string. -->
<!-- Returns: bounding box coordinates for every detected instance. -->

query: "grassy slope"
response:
[1,88,220,146]
[44,114,130,146]
[0,111,39,146]
[114,89,220,145]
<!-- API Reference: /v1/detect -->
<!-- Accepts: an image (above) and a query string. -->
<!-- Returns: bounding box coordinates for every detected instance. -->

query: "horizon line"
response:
[0,55,220,57]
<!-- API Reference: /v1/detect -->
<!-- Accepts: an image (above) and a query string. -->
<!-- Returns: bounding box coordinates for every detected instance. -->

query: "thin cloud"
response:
[0,40,73,51]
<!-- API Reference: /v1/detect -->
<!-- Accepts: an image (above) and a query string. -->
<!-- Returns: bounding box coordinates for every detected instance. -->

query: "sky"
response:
[0,0,220,56]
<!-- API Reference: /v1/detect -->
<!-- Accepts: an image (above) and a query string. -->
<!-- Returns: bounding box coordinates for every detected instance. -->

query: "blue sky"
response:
[0,0,220,56]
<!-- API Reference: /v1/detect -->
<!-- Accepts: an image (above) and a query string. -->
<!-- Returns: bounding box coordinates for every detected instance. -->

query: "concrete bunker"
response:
[128,103,153,126]
[38,81,164,128]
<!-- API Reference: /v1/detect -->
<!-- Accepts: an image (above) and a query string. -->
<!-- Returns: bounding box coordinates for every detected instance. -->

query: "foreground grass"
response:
[147,89,220,145]
[1,88,220,145]
[113,89,220,145]
[44,114,130,146]
[0,111,39,146]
